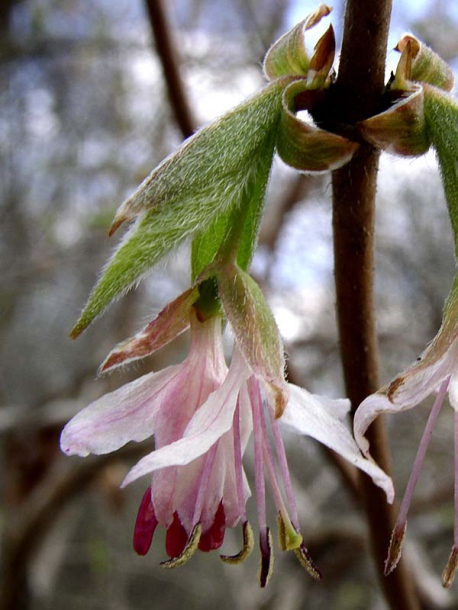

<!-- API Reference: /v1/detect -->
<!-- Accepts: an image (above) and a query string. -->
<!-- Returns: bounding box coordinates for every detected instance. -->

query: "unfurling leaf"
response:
[359,33,454,157]
[276,79,358,172]
[395,35,454,92]
[359,83,430,156]
[263,4,332,80]
[424,87,458,253]
[71,81,286,337]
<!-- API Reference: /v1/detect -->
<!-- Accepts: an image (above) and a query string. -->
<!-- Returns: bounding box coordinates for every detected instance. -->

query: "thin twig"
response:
[331,1,420,608]
[144,0,196,139]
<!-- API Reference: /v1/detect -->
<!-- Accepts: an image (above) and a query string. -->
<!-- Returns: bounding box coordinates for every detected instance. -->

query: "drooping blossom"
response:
[354,283,458,588]
[62,299,393,586]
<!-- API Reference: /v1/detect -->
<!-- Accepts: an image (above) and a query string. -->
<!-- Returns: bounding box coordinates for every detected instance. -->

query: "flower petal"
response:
[449,373,458,410]
[353,392,396,457]
[100,286,198,372]
[387,353,454,408]
[121,351,251,487]
[282,384,394,502]
[60,365,182,457]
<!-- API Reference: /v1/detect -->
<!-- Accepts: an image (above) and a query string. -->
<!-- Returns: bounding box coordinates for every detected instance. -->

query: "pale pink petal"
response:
[353,392,400,458]
[354,349,458,458]
[62,313,227,459]
[100,286,198,372]
[121,351,251,487]
[449,373,458,410]
[60,365,182,457]
[391,356,453,407]
[151,466,180,527]
[165,458,205,531]
[151,353,229,527]
[282,384,394,502]
[221,383,253,527]
[385,325,458,408]
[203,402,252,531]
[199,434,235,532]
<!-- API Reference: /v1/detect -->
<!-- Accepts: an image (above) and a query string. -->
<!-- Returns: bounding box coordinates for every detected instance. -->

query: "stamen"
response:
[269,407,300,528]
[165,512,189,558]
[133,487,159,556]
[295,542,323,581]
[220,521,254,564]
[160,523,202,568]
[250,377,274,587]
[442,408,458,588]
[442,547,458,588]
[257,389,301,549]
[277,512,287,551]
[386,377,450,574]
[384,522,407,576]
[233,398,248,522]
[258,528,274,588]
[276,512,302,552]
[250,378,267,534]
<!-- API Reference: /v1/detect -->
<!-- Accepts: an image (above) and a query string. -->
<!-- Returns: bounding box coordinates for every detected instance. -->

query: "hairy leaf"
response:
[71,81,286,337]
[424,86,458,254]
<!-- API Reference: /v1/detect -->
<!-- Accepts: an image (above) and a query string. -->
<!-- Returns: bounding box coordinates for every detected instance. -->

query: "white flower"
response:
[62,305,393,585]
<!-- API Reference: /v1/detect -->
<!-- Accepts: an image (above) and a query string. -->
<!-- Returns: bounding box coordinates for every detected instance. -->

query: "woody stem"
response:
[331,1,420,608]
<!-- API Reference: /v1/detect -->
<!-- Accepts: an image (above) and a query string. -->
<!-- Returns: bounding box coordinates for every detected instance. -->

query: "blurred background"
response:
[1,0,458,608]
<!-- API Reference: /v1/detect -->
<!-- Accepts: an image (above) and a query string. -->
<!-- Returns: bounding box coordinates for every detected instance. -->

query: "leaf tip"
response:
[108,215,125,237]
[69,323,84,340]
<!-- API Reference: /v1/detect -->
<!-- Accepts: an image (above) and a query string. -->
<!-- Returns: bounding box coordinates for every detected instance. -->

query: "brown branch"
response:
[144,0,196,139]
[331,1,420,609]
[0,445,147,610]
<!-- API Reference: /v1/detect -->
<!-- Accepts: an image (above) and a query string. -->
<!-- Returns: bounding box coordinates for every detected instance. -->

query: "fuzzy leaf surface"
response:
[191,123,276,279]
[216,264,287,414]
[71,81,286,337]
[424,86,458,254]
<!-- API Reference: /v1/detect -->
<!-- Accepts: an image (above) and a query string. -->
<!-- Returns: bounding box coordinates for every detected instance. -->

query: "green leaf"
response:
[216,264,287,415]
[359,84,430,157]
[71,81,286,337]
[396,35,454,92]
[191,122,276,279]
[424,85,458,254]
[191,211,232,281]
[263,4,332,80]
[358,35,454,157]
[276,79,358,172]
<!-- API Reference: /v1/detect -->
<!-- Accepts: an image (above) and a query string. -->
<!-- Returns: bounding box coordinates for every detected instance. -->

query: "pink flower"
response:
[354,285,458,587]
[62,304,393,585]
